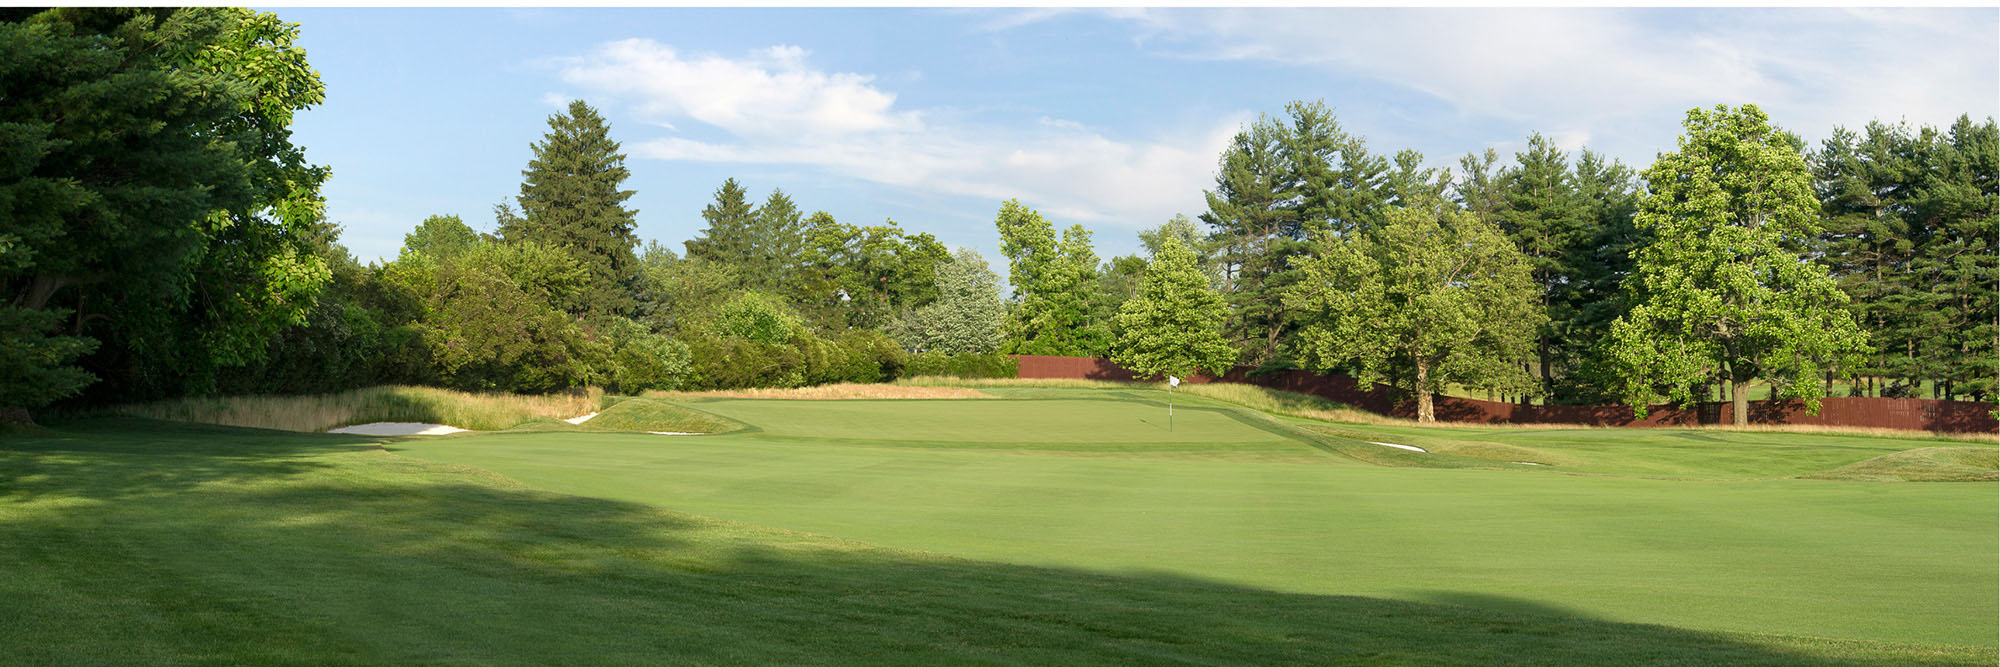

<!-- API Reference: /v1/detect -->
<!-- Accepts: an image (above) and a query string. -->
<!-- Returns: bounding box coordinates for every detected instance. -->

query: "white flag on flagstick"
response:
[1168,376,1180,387]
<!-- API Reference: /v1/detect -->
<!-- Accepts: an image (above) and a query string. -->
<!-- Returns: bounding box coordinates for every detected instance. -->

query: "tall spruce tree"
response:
[684,178,758,269]
[1607,105,1869,424]
[1497,134,1589,400]
[506,99,639,319]
[1200,100,1388,367]
[1565,149,1646,401]
[749,189,807,292]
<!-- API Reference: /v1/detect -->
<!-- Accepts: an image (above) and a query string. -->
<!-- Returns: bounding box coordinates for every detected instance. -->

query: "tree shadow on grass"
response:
[1,420,1988,666]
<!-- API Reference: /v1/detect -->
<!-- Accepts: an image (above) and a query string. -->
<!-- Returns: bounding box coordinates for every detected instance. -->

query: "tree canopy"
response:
[1606,104,1870,424]
[1287,197,1543,422]
[1111,237,1237,381]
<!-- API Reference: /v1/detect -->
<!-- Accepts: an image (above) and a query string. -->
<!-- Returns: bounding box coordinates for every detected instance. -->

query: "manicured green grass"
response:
[4,389,1993,664]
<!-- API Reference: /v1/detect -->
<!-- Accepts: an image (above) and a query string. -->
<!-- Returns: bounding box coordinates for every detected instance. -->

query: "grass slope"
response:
[3,418,1989,665]
[388,389,1997,650]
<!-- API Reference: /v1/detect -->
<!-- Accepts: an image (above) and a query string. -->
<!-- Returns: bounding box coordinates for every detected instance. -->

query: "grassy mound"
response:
[580,397,744,434]
[107,386,602,432]
[1175,382,1394,424]
[1807,446,1999,482]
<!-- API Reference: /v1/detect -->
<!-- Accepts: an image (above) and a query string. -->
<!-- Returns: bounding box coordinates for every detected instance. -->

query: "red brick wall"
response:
[1010,355,1999,434]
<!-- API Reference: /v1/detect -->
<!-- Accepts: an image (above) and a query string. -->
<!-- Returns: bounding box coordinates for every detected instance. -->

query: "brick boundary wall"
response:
[1010,355,1999,434]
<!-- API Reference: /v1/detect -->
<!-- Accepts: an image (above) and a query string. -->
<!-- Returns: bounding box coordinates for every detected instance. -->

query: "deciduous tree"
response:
[1287,198,1543,422]
[1607,104,1869,424]
[1112,238,1236,381]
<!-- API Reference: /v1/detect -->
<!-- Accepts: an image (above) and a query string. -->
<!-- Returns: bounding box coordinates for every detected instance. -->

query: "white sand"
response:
[563,412,599,425]
[648,431,702,436]
[1369,441,1427,453]
[327,422,467,436]
[1511,461,1546,466]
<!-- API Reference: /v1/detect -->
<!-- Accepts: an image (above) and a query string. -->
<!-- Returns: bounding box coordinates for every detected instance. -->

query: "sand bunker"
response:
[1369,441,1428,453]
[327,422,467,436]
[648,431,702,436]
[563,412,599,424]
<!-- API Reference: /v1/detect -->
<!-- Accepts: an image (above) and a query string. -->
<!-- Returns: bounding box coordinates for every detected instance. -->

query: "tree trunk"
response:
[2,407,32,428]
[1415,358,1435,423]
[1538,335,1553,402]
[1730,377,1750,426]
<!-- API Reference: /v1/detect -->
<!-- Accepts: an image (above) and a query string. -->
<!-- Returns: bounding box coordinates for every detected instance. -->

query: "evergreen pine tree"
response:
[684,178,758,268]
[506,99,639,319]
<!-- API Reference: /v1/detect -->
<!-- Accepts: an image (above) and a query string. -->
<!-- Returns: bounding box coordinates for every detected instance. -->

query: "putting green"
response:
[391,393,1998,649]
[687,397,1293,444]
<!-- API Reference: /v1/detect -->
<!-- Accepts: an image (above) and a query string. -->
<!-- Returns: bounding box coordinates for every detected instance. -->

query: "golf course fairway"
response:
[5,386,1993,664]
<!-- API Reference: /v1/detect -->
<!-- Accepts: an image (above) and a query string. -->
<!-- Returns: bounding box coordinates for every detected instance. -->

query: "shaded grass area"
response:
[96,386,603,432]
[2,419,1988,665]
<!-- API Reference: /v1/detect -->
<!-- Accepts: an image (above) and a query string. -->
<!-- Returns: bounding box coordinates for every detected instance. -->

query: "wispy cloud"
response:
[552,38,1238,225]
[1112,8,1997,152]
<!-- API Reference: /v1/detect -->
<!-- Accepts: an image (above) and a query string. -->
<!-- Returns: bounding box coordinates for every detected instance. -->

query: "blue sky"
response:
[275,7,2000,264]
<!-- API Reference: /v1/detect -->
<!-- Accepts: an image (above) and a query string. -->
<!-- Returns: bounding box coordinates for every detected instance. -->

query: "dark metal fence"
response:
[1010,355,1999,434]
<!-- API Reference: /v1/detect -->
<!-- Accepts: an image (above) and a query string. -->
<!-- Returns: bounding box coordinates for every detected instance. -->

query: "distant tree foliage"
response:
[1111,237,1237,381]
[892,248,1005,355]
[684,178,758,269]
[402,215,482,260]
[1201,100,1389,367]
[996,200,1109,357]
[1607,104,1870,424]
[1288,197,1543,422]
[505,99,640,319]
[1813,116,1997,401]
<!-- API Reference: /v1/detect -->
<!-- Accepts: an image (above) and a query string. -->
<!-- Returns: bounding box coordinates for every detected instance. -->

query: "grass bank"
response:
[104,385,603,432]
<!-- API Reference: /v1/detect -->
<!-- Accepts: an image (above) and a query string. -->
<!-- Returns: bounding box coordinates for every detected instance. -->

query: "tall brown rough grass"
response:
[112,386,603,432]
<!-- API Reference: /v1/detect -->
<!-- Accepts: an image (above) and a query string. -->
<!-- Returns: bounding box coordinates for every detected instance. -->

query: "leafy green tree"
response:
[997,200,1109,356]
[598,316,692,393]
[1111,237,1236,380]
[1138,214,1222,288]
[891,248,1005,355]
[401,214,482,260]
[505,99,639,319]
[1607,105,1870,424]
[791,213,948,330]
[380,241,598,393]
[1287,198,1543,422]
[1,8,331,413]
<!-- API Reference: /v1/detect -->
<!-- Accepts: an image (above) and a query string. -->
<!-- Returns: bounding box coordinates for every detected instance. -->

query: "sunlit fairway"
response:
[4,385,1994,664]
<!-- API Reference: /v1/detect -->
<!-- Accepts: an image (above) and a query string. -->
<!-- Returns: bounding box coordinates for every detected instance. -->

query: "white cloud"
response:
[554,38,1237,226]
[1112,8,1997,155]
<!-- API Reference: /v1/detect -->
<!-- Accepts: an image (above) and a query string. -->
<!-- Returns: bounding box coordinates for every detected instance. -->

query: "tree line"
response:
[991,100,1994,424]
[4,9,1992,427]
